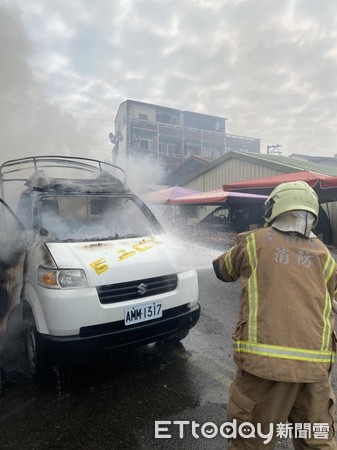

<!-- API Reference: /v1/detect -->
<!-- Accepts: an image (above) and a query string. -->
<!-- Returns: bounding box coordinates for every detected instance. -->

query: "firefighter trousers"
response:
[227,369,336,450]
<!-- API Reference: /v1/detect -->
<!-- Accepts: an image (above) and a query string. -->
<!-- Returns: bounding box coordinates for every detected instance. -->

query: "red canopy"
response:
[141,186,200,204]
[223,171,337,202]
[169,189,267,205]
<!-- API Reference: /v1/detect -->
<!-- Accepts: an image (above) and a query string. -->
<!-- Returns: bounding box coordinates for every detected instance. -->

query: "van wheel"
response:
[23,313,50,381]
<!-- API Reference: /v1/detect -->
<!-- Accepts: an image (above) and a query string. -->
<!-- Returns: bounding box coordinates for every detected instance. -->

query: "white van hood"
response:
[46,235,179,286]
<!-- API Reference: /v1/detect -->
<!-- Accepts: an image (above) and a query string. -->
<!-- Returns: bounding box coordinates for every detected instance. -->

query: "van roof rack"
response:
[0,156,127,199]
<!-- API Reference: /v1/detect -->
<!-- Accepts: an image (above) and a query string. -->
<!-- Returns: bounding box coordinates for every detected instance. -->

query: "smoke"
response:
[0,225,31,331]
[0,3,100,165]
[0,228,30,334]
[39,194,161,242]
[123,154,161,194]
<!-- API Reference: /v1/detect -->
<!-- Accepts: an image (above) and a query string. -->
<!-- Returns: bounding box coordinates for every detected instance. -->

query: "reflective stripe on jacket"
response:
[213,227,337,382]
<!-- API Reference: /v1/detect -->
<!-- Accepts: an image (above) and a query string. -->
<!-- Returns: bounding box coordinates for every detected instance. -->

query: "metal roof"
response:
[176,151,337,186]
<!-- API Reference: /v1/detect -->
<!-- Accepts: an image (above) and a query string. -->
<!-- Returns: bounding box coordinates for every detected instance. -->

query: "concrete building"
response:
[114,99,260,184]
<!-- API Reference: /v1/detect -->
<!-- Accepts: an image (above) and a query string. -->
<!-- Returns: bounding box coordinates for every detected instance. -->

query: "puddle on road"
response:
[1,340,198,398]
[0,340,205,448]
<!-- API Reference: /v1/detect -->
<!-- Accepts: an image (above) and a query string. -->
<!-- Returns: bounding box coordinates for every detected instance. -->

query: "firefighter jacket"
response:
[213,226,337,383]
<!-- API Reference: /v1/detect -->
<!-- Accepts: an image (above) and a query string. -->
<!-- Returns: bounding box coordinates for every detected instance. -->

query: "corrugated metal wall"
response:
[182,159,284,191]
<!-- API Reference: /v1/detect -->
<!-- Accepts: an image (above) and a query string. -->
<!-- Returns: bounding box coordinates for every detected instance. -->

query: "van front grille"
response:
[79,304,189,337]
[96,274,178,304]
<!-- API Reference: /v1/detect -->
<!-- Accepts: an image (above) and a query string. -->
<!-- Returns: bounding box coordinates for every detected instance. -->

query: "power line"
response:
[0,90,113,123]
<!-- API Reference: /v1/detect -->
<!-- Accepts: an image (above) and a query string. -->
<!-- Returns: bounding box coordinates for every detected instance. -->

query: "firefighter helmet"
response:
[264,181,319,226]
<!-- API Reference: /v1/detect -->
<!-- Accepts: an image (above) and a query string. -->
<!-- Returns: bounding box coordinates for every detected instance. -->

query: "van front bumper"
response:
[38,303,200,366]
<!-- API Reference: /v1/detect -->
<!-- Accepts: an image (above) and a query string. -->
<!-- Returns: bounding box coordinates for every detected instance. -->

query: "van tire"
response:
[23,312,50,382]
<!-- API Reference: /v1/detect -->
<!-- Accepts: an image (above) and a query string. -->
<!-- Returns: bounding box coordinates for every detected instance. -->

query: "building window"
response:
[159,136,182,156]
[156,108,180,125]
[140,140,149,151]
[185,141,201,156]
[139,113,148,120]
[183,111,225,132]
[159,143,182,155]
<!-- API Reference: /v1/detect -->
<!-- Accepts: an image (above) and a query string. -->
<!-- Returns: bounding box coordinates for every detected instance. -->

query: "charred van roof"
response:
[25,170,130,194]
[0,156,130,199]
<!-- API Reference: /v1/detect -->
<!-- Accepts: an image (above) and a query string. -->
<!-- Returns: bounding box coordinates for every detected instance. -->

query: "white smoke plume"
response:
[0,3,101,165]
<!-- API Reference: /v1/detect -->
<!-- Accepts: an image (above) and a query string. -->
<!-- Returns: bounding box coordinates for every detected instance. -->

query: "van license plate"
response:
[124,301,162,326]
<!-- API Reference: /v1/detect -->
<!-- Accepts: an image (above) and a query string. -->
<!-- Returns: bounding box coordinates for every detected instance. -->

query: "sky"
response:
[1,0,337,167]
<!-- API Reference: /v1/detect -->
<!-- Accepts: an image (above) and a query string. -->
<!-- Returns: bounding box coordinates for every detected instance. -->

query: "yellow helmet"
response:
[264,181,319,226]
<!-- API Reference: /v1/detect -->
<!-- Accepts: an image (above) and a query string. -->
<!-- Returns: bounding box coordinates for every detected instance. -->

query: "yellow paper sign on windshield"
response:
[90,258,109,275]
[133,239,153,252]
[117,249,136,261]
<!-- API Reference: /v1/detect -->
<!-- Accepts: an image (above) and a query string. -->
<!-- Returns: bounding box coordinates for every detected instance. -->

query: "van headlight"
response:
[38,268,88,289]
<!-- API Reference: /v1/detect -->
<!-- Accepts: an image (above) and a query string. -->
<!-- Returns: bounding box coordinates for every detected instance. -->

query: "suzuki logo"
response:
[137,283,148,295]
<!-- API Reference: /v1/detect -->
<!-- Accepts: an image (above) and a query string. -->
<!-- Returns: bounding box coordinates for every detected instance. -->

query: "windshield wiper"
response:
[87,234,120,241]
[96,233,141,240]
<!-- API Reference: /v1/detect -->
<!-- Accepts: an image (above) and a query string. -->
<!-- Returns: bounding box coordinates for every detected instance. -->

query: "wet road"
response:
[1,235,337,449]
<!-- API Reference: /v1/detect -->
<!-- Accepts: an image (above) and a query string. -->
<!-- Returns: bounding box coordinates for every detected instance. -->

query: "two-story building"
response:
[114,99,260,185]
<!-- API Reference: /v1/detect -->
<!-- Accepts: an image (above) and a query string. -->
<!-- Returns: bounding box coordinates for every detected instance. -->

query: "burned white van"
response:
[0,156,199,379]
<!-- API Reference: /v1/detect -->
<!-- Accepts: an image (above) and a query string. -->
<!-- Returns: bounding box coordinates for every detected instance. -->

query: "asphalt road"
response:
[0,233,336,449]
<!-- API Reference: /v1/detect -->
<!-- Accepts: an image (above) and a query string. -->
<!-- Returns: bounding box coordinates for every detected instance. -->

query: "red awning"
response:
[141,186,200,204]
[223,171,337,202]
[169,189,267,205]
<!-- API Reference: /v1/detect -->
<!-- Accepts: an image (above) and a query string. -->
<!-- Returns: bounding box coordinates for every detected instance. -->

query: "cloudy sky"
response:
[2,0,337,165]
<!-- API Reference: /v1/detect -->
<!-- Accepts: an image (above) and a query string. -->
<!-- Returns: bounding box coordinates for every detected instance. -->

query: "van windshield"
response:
[38,195,161,242]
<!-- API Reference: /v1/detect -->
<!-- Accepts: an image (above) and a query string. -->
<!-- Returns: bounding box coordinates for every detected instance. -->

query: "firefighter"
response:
[213,181,337,449]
